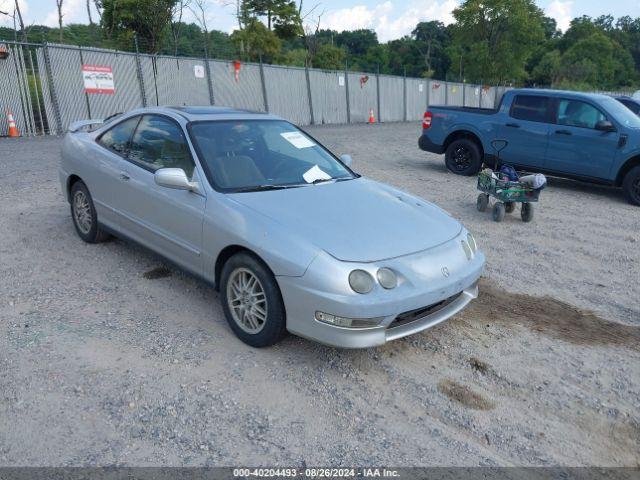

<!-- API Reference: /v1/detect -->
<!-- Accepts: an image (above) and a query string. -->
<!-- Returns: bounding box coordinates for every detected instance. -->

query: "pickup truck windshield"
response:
[190,120,355,192]
[599,96,640,129]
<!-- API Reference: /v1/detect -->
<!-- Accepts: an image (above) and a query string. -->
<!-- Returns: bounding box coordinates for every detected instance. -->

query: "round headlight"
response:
[377,268,398,289]
[467,233,477,253]
[348,269,374,294]
[461,240,472,260]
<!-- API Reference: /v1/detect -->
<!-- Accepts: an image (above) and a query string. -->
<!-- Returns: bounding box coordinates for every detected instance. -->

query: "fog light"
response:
[315,311,383,329]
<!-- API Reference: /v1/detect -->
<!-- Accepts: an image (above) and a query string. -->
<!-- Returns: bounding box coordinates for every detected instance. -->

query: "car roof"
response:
[119,105,284,122]
[509,88,612,101]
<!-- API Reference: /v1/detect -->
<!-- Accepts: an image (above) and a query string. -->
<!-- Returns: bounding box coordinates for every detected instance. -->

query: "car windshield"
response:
[599,96,640,128]
[189,120,356,192]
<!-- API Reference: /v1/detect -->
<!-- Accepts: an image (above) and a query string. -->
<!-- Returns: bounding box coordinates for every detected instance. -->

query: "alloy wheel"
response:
[226,267,268,334]
[73,190,92,234]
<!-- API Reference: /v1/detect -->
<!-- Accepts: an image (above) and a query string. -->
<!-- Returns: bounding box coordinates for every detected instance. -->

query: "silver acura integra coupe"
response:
[60,107,484,348]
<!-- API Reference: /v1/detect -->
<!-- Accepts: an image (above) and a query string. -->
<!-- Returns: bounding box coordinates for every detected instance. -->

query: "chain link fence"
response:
[0,39,508,136]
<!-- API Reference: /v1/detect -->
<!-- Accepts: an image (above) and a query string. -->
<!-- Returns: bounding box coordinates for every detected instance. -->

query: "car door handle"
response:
[119,172,130,181]
[505,123,520,128]
[555,129,572,135]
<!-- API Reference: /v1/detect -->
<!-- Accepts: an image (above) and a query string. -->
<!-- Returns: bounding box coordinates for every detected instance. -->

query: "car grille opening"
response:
[388,292,462,329]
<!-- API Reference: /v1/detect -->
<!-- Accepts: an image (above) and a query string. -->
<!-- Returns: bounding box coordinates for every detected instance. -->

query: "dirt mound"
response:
[468,280,640,349]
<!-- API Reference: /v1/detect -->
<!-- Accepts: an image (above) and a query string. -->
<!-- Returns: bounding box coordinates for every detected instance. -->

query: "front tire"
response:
[70,181,110,243]
[622,166,640,206]
[521,203,534,223]
[445,138,482,176]
[220,252,287,347]
[492,202,506,222]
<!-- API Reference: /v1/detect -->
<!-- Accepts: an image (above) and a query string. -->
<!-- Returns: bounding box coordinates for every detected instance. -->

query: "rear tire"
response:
[220,252,287,347]
[622,166,640,206]
[521,203,534,223]
[505,202,515,214]
[445,138,482,176]
[70,181,110,243]
[492,202,505,222]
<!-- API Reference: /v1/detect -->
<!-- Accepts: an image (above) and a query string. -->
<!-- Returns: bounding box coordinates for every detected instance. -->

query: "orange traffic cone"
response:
[6,111,20,137]
[368,109,376,124]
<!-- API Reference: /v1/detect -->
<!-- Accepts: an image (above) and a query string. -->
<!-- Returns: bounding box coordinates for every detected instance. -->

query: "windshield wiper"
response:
[310,178,334,185]
[232,184,304,193]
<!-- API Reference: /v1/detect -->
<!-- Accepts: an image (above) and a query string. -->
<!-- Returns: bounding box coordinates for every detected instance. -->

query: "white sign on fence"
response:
[82,64,115,94]
[338,75,345,87]
[194,65,205,78]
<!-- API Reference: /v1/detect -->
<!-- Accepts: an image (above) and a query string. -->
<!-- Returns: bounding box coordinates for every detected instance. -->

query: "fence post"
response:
[305,65,314,125]
[133,34,147,108]
[77,46,92,119]
[478,83,482,108]
[344,60,351,124]
[202,37,215,106]
[445,81,449,105]
[259,57,269,113]
[403,67,407,122]
[42,42,62,134]
[376,64,381,123]
[426,79,430,110]
[462,82,466,106]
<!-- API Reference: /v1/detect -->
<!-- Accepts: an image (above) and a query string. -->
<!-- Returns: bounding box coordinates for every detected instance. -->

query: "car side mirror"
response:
[340,154,353,167]
[154,168,194,191]
[595,120,616,132]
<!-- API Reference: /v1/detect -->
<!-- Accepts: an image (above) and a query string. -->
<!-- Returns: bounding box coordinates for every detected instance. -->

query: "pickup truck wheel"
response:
[492,202,505,222]
[445,139,482,176]
[477,194,489,212]
[70,181,111,243]
[622,166,640,206]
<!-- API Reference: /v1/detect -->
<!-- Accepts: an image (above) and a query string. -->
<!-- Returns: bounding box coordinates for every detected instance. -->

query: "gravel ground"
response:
[0,123,639,467]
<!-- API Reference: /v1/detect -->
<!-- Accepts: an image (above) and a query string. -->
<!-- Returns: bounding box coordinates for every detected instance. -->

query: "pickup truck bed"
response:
[418,88,640,205]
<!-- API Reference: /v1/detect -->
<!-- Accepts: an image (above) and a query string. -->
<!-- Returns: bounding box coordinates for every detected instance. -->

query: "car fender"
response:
[202,194,321,280]
[443,122,489,154]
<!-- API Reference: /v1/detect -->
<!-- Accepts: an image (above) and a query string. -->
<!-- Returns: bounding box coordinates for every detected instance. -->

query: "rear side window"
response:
[127,115,195,178]
[510,95,551,123]
[97,116,139,155]
[557,100,606,129]
[620,99,640,115]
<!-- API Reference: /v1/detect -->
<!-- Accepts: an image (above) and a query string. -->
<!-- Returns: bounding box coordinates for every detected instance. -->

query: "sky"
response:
[1,0,639,42]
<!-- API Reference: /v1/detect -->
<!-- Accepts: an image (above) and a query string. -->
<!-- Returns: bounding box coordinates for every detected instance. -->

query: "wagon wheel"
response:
[504,202,515,214]
[521,203,534,223]
[477,194,489,212]
[492,202,506,222]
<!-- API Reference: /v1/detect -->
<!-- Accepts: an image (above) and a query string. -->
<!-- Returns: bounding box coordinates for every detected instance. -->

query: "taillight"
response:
[422,111,432,129]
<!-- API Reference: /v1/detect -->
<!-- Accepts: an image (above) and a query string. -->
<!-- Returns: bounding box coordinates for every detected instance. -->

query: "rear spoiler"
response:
[68,119,105,133]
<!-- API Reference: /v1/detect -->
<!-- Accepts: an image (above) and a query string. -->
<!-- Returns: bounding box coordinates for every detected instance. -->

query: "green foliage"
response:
[1,2,638,91]
[101,0,177,52]
[243,0,301,39]
[312,44,345,70]
[231,19,281,61]
[449,0,546,83]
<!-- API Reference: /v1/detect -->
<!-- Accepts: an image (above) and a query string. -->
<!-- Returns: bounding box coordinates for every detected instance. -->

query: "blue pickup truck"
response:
[418,88,640,205]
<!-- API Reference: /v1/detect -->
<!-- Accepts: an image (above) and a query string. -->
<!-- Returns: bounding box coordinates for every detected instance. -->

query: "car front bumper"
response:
[277,234,484,349]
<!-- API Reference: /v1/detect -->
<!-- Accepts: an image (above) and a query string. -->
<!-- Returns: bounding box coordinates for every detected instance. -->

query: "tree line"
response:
[1,0,638,90]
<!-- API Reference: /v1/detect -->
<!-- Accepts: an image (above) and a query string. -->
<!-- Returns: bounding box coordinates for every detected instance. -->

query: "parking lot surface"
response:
[1,123,639,466]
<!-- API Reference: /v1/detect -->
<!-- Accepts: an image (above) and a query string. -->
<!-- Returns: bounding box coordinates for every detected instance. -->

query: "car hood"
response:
[229,177,462,262]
